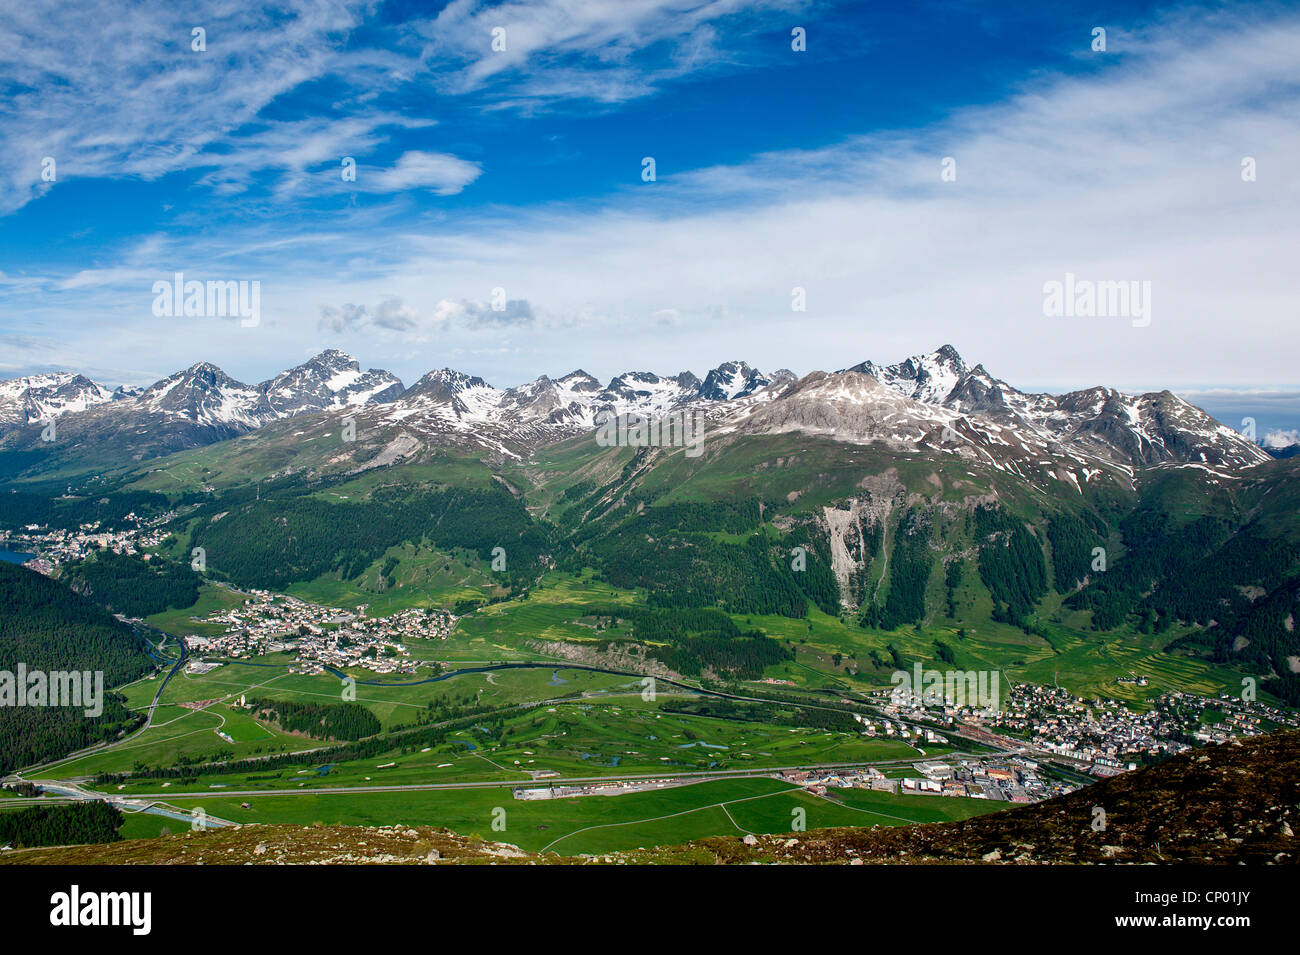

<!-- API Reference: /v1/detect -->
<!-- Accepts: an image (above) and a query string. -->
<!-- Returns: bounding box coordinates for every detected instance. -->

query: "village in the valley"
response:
[181,591,457,677]
[1,515,172,573]
[879,677,1300,780]
[8,518,1296,814]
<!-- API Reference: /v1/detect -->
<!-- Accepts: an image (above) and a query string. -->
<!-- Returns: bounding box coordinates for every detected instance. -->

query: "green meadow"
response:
[25,551,1264,854]
[159,775,1002,855]
[85,691,926,796]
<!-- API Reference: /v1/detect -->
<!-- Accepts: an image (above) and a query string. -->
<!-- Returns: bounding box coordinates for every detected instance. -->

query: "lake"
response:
[0,548,35,565]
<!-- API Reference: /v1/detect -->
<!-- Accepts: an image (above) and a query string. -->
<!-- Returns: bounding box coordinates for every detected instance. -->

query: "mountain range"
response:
[0,346,1268,486]
[4,341,1300,778]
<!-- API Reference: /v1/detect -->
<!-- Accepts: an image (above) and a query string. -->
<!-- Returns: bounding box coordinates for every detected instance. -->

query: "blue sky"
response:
[2,0,1299,433]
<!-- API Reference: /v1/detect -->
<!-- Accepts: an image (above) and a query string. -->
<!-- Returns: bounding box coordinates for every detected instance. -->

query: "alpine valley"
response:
[2,345,1298,862]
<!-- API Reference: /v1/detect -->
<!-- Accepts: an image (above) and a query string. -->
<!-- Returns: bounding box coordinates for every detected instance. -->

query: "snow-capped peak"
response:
[0,372,115,427]
[847,344,968,405]
[256,351,404,417]
[1,348,1269,480]
[694,360,770,401]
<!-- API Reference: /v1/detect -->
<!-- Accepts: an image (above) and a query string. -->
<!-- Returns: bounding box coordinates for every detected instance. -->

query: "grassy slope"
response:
[6,728,1296,864]
[7,425,1296,856]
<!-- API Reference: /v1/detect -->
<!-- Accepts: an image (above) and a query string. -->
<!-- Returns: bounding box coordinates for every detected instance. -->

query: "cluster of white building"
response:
[514,777,686,800]
[853,712,948,745]
[3,514,171,571]
[902,756,1070,802]
[964,683,1300,771]
[782,755,1073,804]
[781,765,896,796]
[184,591,457,676]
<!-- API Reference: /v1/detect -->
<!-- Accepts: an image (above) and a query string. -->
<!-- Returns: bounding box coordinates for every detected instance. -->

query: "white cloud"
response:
[320,297,419,333]
[424,0,803,106]
[192,116,439,197]
[355,152,484,195]
[4,6,1300,395]
[0,1,374,213]
[0,0,791,214]
[431,297,536,329]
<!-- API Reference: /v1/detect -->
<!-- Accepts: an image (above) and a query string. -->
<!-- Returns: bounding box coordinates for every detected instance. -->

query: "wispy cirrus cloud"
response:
[289,8,1300,389]
[2,3,1298,404]
[423,0,806,106]
[0,0,374,213]
[0,0,799,215]
[192,116,440,197]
